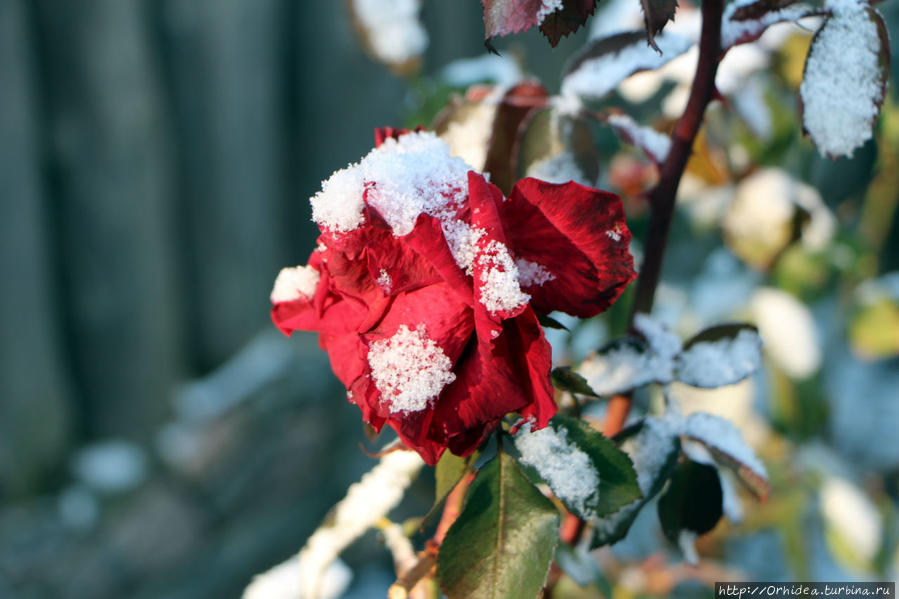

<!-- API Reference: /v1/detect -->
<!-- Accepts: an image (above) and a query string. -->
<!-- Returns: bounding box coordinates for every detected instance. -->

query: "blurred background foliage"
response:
[1,0,898,597]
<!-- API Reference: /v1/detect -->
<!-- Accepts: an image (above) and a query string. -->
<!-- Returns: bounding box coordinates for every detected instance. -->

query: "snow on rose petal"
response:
[271,129,635,464]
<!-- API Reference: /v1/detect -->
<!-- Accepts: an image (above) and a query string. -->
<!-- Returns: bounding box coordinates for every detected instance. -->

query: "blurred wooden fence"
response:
[0,0,485,496]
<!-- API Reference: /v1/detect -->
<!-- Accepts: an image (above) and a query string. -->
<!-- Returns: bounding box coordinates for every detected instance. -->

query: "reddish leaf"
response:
[484,83,551,195]
[539,0,601,47]
[482,0,546,38]
[640,0,678,51]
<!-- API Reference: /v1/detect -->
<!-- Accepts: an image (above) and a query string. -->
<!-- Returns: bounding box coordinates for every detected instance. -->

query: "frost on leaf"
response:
[561,31,693,100]
[721,0,818,49]
[578,338,669,396]
[681,412,769,499]
[606,112,672,163]
[799,2,889,158]
[592,416,681,547]
[577,313,680,395]
[675,325,763,388]
[481,0,565,39]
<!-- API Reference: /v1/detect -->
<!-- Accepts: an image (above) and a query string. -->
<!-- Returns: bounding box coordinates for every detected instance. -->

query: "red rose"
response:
[271,130,635,465]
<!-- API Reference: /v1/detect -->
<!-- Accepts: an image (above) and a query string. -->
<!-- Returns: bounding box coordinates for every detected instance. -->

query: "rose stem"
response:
[551,2,728,580]
[603,0,725,439]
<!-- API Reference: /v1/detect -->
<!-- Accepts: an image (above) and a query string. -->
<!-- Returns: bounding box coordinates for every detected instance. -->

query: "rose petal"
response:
[498,177,636,317]
[467,172,531,337]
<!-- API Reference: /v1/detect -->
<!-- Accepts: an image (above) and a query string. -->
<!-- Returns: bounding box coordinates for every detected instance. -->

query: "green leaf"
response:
[515,108,599,185]
[436,451,470,501]
[657,460,723,547]
[538,314,570,331]
[516,415,641,520]
[592,418,680,547]
[551,366,598,397]
[437,448,560,599]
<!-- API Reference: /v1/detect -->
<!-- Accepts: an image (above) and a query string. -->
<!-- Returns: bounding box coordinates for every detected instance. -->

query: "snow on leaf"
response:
[675,325,763,388]
[577,314,681,395]
[606,112,672,163]
[799,3,890,158]
[561,31,693,100]
[592,416,681,547]
[515,420,601,519]
[721,0,819,49]
[634,312,683,358]
[681,412,769,499]
[539,0,601,46]
[578,337,670,396]
[517,416,641,520]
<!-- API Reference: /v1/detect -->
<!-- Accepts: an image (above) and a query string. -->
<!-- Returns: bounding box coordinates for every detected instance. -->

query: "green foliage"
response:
[551,366,599,397]
[437,447,560,599]
[657,460,724,547]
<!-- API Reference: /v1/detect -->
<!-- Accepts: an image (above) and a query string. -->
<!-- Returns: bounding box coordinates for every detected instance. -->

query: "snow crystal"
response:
[270,265,320,303]
[476,241,530,314]
[368,324,456,414]
[561,32,693,100]
[515,257,556,287]
[311,131,472,236]
[515,423,600,519]
[682,412,767,480]
[376,269,393,294]
[526,151,591,186]
[310,166,367,233]
[799,2,885,157]
[607,113,672,163]
[442,220,485,273]
[537,0,565,23]
[606,229,623,242]
[675,329,762,388]
[352,0,428,65]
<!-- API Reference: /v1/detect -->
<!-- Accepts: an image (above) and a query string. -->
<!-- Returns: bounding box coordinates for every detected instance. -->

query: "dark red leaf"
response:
[539,0,601,47]
[482,0,546,38]
[640,0,678,51]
